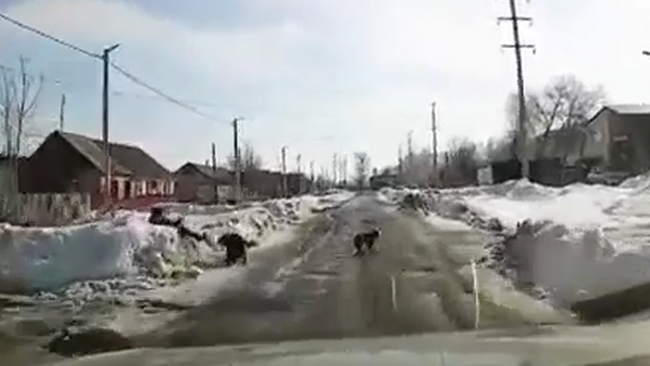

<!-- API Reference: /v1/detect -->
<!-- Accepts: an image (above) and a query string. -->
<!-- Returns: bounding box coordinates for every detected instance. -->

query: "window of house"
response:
[148,180,158,195]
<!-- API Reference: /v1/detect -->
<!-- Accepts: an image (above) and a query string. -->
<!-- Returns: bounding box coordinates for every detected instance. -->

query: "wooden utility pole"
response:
[232,117,242,202]
[406,131,414,184]
[309,160,315,192]
[498,0,535,179]
[320,166,328,190]
[296,154,302,173]
[332,153,338,187]
[296,153,303,194]
[341,155,348,186]
[398,145,404,183]
[59,93,66,131]
[431,102,438,186]
[281,146,287,197]
[102,44,120,206]
[211,142,218,203]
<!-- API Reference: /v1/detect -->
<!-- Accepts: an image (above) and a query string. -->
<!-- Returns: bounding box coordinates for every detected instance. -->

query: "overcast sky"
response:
[1,0,650,173]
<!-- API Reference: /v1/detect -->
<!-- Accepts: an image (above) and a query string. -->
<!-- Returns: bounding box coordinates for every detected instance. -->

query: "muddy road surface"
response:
[134,194,567,347]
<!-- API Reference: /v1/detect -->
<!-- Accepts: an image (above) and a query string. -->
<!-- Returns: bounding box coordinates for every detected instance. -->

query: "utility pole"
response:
[332,153,338,188]
[59,93,66,131]
[211,142,218,203]
[309,160,315,192]
[102,44,120,206]
[498,0,535,179]
[406,131,414,184]
[341,155,348,187]
[296,153,302,194]
[431,102,438,186]
[398,145,404,183]
[320,166,328,190]
[232,117,243,202]
[281,146,288,197]
[296,154,302,173]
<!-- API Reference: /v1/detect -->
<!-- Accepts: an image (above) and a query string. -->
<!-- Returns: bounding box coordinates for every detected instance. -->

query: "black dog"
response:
[217,232,259,266]
[352,228,381,256]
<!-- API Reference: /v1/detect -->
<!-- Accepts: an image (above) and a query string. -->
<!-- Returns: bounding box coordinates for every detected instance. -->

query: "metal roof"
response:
[606,104,650,115]
[57,131,171,179]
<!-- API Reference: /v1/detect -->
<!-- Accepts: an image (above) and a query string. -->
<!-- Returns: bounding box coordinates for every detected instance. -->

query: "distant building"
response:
[369,172,398,190]
[174,162,310,202]
[22,130,175,208]
[174,162,233,203]
[582,104,650,173]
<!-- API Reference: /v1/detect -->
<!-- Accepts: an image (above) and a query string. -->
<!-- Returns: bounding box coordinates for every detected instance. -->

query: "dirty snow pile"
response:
[381,177,650,306]
[0,192,354,296]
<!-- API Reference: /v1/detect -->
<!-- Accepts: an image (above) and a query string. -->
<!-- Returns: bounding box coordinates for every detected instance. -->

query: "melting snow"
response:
[0,192,354,295]
[381,174,650,304]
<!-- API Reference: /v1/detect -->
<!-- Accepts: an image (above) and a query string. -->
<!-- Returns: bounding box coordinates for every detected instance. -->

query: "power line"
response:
[110,90,222,108]
[1,62,213,107]
[0,11,225,125]
[2,59,226,121]
[110,62,226,124]
[0,11,100,59]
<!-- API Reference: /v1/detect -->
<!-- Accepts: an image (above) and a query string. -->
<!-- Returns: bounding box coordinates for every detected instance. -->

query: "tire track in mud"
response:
[133,209,350,347]
[134,196,541,348]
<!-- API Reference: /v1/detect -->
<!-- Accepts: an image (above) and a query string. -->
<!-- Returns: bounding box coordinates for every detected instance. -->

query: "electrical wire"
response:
[110,62,226,124]
[0,11,225,124]
[0,11,100,59]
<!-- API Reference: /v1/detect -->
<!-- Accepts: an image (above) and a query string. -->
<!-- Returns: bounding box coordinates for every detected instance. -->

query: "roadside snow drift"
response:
[0,193,353,294]
[381,176,650,306]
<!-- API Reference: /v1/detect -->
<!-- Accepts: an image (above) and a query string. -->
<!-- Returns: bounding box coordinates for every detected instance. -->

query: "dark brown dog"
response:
[352,228,381,256]
[217,232,259,266]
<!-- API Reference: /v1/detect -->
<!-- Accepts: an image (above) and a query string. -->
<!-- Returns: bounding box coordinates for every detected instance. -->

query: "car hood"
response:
[47,325,650,366]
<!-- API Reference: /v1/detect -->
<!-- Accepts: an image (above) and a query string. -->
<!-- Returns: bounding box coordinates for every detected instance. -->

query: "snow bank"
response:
[0,193,354,294]
[382,175,650,306]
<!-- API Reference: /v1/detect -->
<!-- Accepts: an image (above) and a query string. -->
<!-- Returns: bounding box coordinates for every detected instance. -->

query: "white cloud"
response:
[4,0,650,169]
[3,0,307,85]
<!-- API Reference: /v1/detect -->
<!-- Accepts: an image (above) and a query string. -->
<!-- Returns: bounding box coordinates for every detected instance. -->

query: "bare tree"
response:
[506,75,606,159]
[0,57,43,219]
[484,132,517,162]
[441,137,479,187]
[353,151,370,190]
[227,142,263,172]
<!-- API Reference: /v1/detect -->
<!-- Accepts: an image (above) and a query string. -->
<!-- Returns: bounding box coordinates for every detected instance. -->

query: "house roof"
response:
[57,131,171,179]
[586,104,650,127]
[606,104,650,115]
[175,162,233,183]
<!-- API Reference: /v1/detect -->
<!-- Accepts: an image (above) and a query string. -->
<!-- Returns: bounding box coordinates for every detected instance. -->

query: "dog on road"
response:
[352,227,381,256]
[217,232,259,266]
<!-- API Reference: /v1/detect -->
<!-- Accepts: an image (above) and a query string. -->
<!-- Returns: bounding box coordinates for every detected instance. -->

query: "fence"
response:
[0,193,91,226]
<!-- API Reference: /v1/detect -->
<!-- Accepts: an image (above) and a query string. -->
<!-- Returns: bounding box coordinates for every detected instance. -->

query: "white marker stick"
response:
[390,275,398,311]
[471,259,480,330]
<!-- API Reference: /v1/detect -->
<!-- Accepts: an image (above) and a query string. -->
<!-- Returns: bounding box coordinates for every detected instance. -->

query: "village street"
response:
[0,193,571,365]
[124,194,568,348]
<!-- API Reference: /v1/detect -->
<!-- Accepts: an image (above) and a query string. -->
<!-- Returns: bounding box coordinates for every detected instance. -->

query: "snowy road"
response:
[131,195,567,348]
